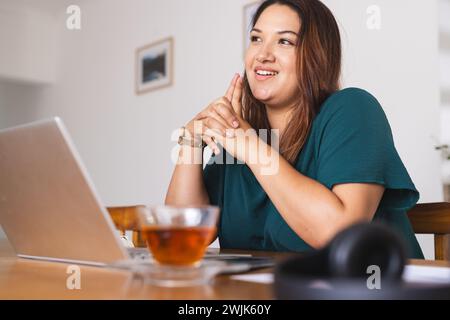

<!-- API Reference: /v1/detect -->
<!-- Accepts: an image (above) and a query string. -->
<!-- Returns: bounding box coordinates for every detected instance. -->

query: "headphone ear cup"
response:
[275,223,450,299]
[275,248,330,280]
[327,223,406,280]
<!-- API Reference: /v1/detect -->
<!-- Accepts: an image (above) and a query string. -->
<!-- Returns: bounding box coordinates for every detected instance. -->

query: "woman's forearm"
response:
[246,138,357,248]
[165,146,210,206]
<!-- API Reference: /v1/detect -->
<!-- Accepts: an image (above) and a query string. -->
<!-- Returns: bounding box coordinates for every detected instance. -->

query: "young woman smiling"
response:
[165,0,423,258]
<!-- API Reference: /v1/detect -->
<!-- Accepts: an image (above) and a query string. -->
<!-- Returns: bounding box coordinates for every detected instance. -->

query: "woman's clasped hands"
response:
[185,74,258,163]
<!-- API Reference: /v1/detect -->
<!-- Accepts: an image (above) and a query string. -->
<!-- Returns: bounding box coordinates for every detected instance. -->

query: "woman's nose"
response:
[256,44,275,63]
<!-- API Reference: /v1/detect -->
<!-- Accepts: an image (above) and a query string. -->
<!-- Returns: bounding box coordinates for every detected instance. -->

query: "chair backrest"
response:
[106,206,147,247]
[407,202,450,260]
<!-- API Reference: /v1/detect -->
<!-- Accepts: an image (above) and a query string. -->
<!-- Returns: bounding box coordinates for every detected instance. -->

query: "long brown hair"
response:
[242,0,342,164]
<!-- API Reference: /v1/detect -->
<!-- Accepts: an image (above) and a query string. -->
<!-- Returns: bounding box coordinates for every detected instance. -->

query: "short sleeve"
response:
[316,88,419,211]
[202,153,225,206]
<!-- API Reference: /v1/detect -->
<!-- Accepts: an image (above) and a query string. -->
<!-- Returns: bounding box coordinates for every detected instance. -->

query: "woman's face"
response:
[245,4,300,109]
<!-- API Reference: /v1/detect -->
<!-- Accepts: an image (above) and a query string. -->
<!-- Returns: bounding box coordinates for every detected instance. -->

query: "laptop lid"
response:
[0,117,129,265]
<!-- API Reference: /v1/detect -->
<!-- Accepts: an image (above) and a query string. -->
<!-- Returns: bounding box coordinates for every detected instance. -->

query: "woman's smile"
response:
[254,66,279,81]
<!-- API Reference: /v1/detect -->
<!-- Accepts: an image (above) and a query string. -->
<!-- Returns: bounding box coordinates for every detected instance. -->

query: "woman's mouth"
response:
[255,70,278,81]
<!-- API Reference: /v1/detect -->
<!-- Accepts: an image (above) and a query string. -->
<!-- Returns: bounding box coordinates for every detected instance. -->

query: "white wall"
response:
[439,0,450,184]
[0,0,443,258]
[0,81,44,239]
[0,1,57,84]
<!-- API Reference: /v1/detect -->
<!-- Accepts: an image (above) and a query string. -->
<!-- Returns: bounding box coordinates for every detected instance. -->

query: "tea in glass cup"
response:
[138,206,220,266]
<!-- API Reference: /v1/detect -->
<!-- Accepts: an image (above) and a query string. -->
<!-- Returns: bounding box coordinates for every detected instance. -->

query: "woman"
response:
[165,0,423,258]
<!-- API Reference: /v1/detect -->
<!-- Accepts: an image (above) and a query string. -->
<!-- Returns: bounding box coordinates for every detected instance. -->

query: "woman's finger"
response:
[225,74,239,101]
[202,135,220,155]
[231,75,244,116]
[203,116,228,137]
[203,125,228,155]
[207,110,236,138]
[197,99,229,122]
[208,108,229,129]
[194,109,230,138]
[214,102,240,129]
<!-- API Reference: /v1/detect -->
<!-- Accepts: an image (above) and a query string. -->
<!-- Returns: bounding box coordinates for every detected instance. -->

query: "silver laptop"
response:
[0,117,131,266]
[0,117,274,271]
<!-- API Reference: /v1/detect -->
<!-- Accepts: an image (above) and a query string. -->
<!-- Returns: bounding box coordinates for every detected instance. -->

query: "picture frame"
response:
[243,1,262,59]
[135,37,174,95]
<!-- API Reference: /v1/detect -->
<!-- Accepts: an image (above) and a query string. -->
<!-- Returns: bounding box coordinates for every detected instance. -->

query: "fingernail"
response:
[233,121,239,128]
[226,130,234,138]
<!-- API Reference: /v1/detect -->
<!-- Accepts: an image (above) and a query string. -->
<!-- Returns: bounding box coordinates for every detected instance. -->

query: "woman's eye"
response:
[249,36,294,46]
[280,39,294,46]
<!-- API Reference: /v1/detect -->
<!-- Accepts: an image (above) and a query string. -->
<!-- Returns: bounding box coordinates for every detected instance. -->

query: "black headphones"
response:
[274,223,450,299]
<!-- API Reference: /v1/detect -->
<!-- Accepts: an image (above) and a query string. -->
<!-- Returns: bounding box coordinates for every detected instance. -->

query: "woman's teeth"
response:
[256,70,278,76]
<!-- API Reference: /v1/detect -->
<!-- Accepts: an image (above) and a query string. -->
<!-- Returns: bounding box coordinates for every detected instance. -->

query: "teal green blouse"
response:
[203,87,424,259]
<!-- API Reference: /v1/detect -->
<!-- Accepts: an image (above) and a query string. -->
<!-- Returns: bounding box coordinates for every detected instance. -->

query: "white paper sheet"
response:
[402,265,450,284]
[230,265,450,285]
[231,273,274,284]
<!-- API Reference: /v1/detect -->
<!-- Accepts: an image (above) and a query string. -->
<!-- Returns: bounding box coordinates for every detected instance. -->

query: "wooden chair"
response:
[407,202,450,260]
[106,206,147,247]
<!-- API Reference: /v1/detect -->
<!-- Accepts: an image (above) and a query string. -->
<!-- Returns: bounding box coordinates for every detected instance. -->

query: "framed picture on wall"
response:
[135,37,174,95]
[243,1,262,58]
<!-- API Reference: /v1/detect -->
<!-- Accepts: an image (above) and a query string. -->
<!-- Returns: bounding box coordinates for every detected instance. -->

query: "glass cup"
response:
[138,205,220,267]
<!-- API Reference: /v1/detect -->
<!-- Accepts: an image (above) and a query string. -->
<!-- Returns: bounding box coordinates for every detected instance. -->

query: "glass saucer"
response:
[109,259,249,287]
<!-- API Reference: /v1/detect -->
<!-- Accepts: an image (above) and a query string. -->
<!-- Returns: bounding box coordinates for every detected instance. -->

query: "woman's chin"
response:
[253,88,273,102]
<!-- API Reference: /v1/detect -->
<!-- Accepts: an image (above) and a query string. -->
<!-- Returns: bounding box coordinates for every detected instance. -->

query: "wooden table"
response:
[0,239,448,300]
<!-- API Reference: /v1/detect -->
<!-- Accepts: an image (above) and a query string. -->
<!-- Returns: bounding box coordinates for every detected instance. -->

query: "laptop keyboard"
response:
[127,247,151,260]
